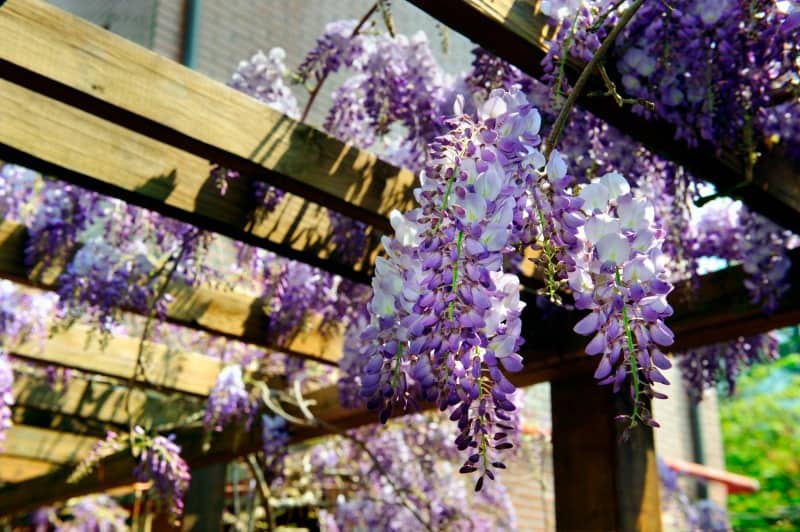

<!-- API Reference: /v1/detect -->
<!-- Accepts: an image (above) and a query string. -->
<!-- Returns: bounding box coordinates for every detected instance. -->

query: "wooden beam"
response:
[181,464,227,532]
[1,286,223,397]
[12,374,201,429]
[1,425,98,465]
[10,326,220,397]
[551,375,662,531]
[407,0,800,235]
[0,220,342,364]
[0,456,56,484]
[0,0,416,233]
[0,77,377,285]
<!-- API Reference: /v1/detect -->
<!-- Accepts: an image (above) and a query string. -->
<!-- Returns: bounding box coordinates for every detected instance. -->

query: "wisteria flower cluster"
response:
[658,457,729,530]
[356,89,548,488]
[67,431,126,484]
[540,0,800,156]
[261,414,290,481]
[570,171,675,427]
[204,364,255,432]
[0,352,12,449]
[215,46,302,215]
[678,332,780,401]
[303,19,451,172]
[296,411,518,530]
[55,495,129,532]
[131,426,191,526]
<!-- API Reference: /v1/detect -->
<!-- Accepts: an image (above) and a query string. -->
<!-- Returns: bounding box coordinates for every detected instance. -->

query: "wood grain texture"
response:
[13,375,201,429]
[551,375,662,531]
[10,326,221,397]
[2,425,99,465]
[3,291,223,396]
[0,77,377,283]
[0,456,56,484]
[408,0,800,234]
[0,0,416,231]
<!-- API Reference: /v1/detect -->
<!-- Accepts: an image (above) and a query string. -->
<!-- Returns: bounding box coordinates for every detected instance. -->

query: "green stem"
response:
[391,343,404,388]
[545,0,647,158]
[616,269,641,424]
[536,208,559,301]
[555,11,581,103]
[441,171,457,210]
[448,231,464,321]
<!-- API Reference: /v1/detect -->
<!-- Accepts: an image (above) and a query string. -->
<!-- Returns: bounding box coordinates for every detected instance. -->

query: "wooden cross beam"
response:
[8,319,222,398]
[0,456,56,484]
[12,374,202,430]
[1,425,98,467]
[0,0,415,232]
[0,220,342,364]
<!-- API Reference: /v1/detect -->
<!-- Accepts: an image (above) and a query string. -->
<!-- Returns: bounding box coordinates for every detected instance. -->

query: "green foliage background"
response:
[720,344,800,530]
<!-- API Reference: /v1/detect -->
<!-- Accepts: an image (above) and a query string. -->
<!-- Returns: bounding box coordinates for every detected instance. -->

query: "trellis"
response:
[0,0,797,530]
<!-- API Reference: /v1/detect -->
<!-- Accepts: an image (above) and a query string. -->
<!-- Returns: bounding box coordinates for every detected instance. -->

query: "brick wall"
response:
[151,0,474,128]
[506,383,555,532]
[654,365,728,528]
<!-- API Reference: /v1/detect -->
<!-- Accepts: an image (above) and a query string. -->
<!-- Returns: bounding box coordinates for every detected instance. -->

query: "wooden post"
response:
[181,463,227,532]
[551,373,662,531]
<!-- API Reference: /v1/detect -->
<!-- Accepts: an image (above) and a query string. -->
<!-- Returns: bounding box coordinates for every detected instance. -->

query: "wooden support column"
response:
[551,374,662,531]
[181,464,227,532]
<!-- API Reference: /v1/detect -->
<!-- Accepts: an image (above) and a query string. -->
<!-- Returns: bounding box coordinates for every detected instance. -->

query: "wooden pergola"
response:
[0,1,797,530]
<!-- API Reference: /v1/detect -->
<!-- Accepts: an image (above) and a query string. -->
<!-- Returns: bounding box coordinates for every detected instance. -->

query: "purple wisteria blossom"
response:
[570,170,674,427]
[230,48,300,119]
[658,457,729,530]
[204,364,255,432]
[218,46,301,215]
[55,495,129,532]
[67,431,126,483]
[261,414,289,481]
[131,427,191,525]
[358,89,543,487]
[0,352,12,449]
[305,411,517,530]
[678,333,780,401]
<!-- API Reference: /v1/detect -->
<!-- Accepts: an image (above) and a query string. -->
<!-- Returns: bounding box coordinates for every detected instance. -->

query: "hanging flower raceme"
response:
[204,364,255,432]
[261,414,289,481]
[569,171,675,428]
[230,48,300,119]
[690,199,794,313]
[740,211,793,313]
[0,352,12,449]
[131,427,191,526]
[55,495,129,532]
[357,88,546,489]
[216,47,301,214]
[677,332,780,401]
[67,431,126,483]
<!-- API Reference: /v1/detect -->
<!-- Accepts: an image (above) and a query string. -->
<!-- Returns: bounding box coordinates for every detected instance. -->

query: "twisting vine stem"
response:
[544,0,647,158]
[299,3,378,123]
[124,238,193,431]
[264,381,436,532]
[246,454,275,532]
